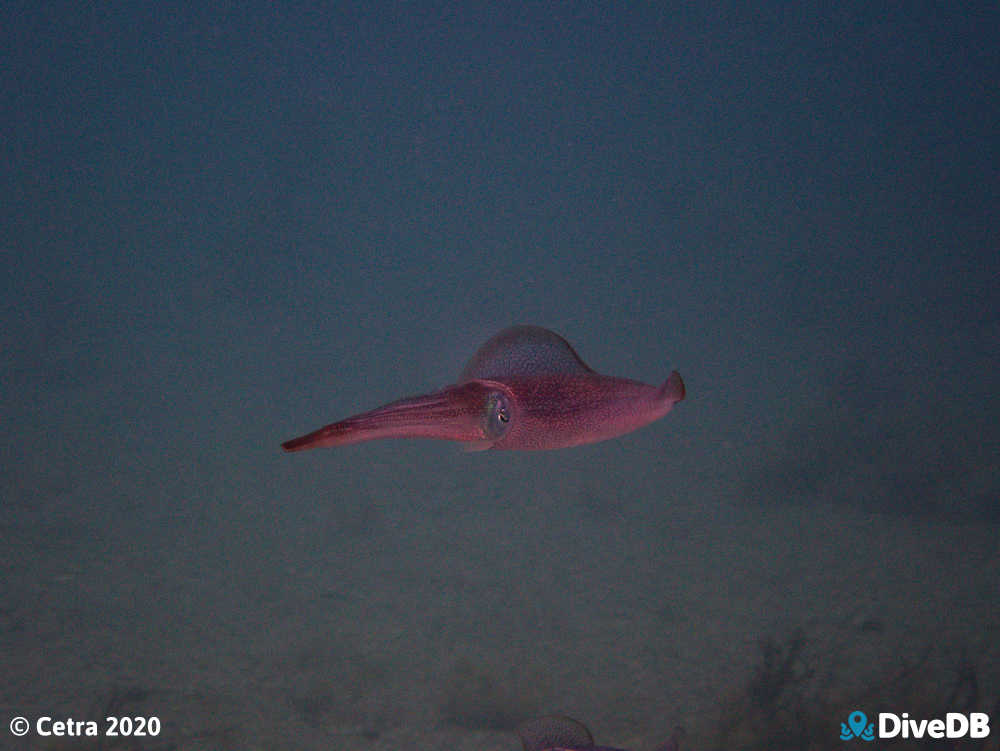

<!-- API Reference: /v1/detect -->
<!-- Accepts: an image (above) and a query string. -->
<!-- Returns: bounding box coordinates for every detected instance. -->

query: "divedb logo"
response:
[840,709,991,742]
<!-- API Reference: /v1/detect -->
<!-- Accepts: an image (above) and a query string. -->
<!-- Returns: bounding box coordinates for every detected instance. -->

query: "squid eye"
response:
[484,391,511,440]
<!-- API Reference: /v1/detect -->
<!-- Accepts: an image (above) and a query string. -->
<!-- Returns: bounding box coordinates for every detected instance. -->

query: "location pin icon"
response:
[848,711,867,738]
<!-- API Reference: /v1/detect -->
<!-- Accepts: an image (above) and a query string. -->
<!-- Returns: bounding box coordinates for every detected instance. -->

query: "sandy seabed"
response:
[3,445,997,751]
